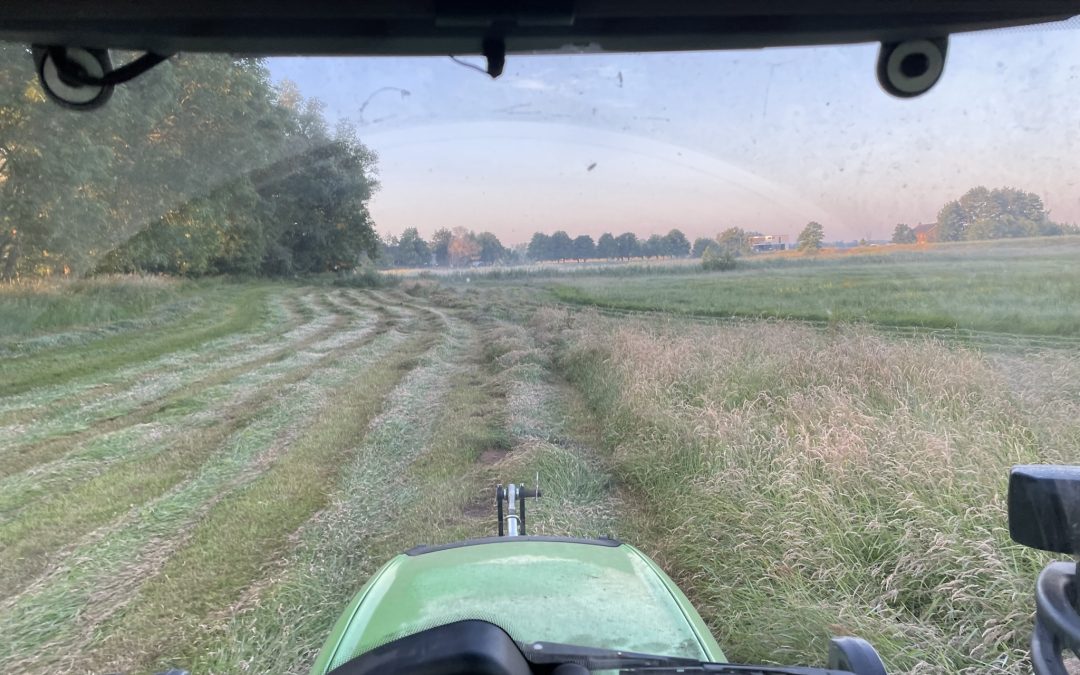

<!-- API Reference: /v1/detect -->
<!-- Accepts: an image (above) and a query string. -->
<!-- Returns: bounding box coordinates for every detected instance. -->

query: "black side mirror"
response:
[828,637,887,675]
[1009,465,1080,553]
[1009,465,1080,675]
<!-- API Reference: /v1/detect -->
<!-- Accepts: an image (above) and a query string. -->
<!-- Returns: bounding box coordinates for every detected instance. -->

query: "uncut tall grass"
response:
[549,310,1071,673]
[0,274,180,337]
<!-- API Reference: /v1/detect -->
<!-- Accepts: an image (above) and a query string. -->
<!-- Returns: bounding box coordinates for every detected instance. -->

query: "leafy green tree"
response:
[936,186,1059,242]
[596,233,618,259]
[715,227,750,256]
[641,234,665,258]
[691,237,713,258]
[936,201,968,241]
[476,231,506,264]
[891,224,916,244]
[797,222,825,252]
[257,122,379,273]
[431,228,452,266]
[549,231,574,261]
[663,229,691,257]
[615,232,639,259]
[528,232,552,262]
[701,246,736,271]
[401,228,432,266]
[571,234,595,261]
[1,49,381,279]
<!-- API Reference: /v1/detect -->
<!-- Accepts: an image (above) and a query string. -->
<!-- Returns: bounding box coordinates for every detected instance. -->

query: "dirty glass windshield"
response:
[1,18,1079,675]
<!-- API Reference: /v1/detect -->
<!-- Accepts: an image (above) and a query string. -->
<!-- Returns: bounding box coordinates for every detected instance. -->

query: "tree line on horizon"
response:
[890,186,1078,245]
[379,227,718,268]
[381,186,1080,270]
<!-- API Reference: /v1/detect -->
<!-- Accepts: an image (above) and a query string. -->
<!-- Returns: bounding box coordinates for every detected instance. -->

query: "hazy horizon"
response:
[268,20,1080,245]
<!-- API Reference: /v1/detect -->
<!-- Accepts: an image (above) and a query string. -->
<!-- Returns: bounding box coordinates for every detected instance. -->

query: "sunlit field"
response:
[1,237,1077,673]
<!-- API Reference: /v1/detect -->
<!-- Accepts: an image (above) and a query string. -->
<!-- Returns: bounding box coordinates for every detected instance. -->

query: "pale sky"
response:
[268,20,1080,244]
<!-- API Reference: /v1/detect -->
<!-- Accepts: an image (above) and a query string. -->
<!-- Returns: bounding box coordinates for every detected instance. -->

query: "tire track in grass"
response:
[0,289,370,479]
[80,309,446,674]
[0,325,414,674]
[481,318,621,540]
[0,303,399,599]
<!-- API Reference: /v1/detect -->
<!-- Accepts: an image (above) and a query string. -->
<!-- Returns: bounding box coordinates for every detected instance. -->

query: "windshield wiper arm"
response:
[618,666,858,674]
[521,640,700,670]
[521,641,855,674]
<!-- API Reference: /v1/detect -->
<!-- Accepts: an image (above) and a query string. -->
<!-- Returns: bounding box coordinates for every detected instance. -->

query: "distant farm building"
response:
[749,234,787,252]
[912,222,939,244]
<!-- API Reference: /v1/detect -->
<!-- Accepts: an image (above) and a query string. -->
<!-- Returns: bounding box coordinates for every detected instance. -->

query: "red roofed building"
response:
[912,222,939,244]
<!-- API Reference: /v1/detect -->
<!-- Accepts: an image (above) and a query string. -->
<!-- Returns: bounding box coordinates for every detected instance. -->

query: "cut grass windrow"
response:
[0,289,308,428]
[0,300,399,598]
[187,314,593,675]
[0,284,275,398]
[0,287,322,425]
[189,313,476,675]
[0,298,385,520]
[0,290,365,480]
[82,313,445,674]
[179,314,621,675]
[0,324,414,674]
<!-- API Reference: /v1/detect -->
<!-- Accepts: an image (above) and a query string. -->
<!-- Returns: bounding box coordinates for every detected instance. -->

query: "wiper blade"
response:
[521,641,855,674]
[522,640,700,670]
[619,666,856,674]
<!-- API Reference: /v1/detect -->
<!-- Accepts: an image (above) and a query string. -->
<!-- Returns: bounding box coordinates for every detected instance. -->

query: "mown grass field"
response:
[0,276,616,674]
[549,236,1080,339]
[1,236,1078,674]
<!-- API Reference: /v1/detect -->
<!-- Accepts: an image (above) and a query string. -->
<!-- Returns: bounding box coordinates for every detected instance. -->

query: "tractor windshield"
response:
[1,15,1080,675]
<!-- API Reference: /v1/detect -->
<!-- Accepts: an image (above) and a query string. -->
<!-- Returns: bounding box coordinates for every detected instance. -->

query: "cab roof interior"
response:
[0,1,1077,56]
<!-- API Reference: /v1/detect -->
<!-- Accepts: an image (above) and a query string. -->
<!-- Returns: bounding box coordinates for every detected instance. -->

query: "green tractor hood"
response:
[311,536,725,674]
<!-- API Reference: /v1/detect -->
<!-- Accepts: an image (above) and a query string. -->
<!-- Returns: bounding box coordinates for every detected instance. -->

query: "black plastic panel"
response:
[327,620,532,675]
[0,1,1075,55]
[1009,465,1080,554]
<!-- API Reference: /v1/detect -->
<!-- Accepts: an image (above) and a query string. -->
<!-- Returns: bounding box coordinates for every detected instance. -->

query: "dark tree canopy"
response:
[475,232,507,264]
[691,237,714,258]
[891,223,917,244]
[663,229,691,257]
[615,232,640,259]
[430,228,453,267]
[596,233,618,259]
[549,231,574,261]
[641,234,665,258]
[571,234,596,261]
[381,227,431,267]
[935,186,1067,242]
[0,48,381,279]
[528,232,552,262]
